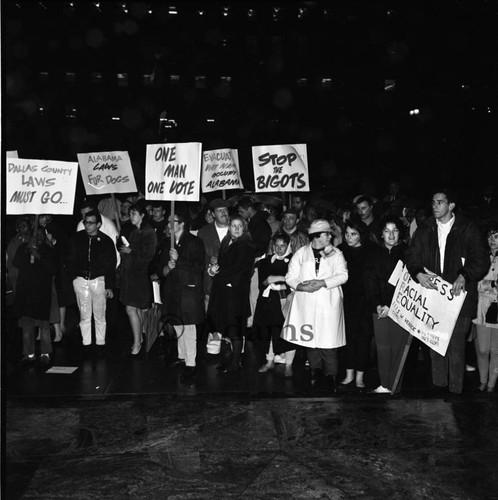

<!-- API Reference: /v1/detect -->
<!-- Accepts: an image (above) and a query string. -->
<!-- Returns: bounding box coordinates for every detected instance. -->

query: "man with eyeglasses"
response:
[405,188,488,394]
[69,210,117,358]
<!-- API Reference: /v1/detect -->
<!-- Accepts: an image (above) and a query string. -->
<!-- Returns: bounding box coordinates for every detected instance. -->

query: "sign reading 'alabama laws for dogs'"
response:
[388,264,466,356]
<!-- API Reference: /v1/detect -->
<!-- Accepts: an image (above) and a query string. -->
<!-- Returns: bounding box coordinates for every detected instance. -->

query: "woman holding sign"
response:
[119,200,157,356]
[365,216,408,394]
[474,224,498,392]
[207,214,255,373]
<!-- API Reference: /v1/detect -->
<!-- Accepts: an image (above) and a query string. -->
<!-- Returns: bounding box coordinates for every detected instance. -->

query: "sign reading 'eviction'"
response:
[6,158,78,215]
[145,142,202,202]
[252,144,309,192]
[388,265,466,356]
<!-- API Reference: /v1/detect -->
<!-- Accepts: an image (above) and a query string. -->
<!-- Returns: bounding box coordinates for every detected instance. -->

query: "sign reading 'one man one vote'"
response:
[145,142,202,202]
[6,158,78,215]
[201,148,243,193]
[388,264,466,356]
[77,151,137,195]
[252,144,309,193]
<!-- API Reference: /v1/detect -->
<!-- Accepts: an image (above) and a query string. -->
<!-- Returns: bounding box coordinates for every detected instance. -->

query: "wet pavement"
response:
[4,304,498,499]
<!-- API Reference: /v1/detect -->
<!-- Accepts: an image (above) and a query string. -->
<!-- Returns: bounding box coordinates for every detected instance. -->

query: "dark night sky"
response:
[3,0,498,205]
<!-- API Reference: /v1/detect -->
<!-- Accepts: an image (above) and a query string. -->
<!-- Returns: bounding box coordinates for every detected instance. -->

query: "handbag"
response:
[485,302,498,324]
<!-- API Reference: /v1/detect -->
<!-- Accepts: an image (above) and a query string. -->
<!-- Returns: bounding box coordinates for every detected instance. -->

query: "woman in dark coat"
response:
[119,200,157,355]
[207,214,255,373]
[365,216,409,394]
[338,215,375,389]
[254,232,296,377]
[13,227,56,364]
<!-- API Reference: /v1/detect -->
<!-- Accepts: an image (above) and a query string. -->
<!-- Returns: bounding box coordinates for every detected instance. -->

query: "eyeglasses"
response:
[84,220,97,226]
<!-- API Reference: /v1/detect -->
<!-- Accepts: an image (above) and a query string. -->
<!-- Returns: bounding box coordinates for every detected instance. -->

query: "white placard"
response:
[388,265,466,356]
[45,366,78,374]
[77,151,137,195]
[6,158,78,215]
[201,148,244,193]
[252,143,309,192]
[145,142,202,202]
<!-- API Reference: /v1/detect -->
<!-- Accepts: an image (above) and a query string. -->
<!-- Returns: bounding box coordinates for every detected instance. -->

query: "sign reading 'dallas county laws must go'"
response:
[252,144,309,193]
[77,151,137,195]
[388,264,467,356]
[145,142,202,202]
[201,148,243,193]
[7,158,78,215]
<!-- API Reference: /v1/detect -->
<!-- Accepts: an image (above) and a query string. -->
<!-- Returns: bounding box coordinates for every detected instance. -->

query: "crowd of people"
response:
[5,182,498,394]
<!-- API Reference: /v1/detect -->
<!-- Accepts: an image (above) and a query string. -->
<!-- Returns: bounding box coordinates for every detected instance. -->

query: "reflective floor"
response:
[4,303,498,499]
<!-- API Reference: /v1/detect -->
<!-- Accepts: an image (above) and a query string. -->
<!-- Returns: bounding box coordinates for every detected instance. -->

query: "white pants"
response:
[173,324,197,367]
[73,276,107,346]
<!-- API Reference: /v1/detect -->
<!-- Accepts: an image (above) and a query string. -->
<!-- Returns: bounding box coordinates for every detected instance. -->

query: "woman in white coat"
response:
[282,219,348,392]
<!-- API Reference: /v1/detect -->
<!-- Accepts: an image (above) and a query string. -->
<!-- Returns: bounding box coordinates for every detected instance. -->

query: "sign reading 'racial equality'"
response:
[7,158,78,215]
[201,148,243,193]
[252,144,309,193]
[388,264,466,356]
[145,142,202,202]
[77,151,137,195]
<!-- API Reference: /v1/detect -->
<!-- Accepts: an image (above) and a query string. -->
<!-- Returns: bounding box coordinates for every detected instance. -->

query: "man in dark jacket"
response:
[405,189,489,393]
[69,210,116,356]
[159,211,205,386]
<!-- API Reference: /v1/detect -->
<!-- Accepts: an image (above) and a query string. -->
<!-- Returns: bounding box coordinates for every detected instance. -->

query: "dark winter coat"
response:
[405,214,489,316]
[158,230,205,325]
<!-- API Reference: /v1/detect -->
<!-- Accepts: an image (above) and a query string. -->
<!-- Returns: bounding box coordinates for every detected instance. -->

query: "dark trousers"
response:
[373,315,410,391]
[307,348,339,376]
[344,310,373,371]
[430,314,471,394]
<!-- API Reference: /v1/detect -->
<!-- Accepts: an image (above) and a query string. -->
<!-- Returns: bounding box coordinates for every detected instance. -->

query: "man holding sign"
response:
[405,188,488,394]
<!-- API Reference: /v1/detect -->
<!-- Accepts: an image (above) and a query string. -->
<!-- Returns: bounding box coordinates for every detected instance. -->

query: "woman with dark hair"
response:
[119,199,157,355]
[207,214,255,373]
[282,219,348,393]
[338,215,375,389]
[473,224,498,392]
[254,232,296,377]
[365,216,409,393]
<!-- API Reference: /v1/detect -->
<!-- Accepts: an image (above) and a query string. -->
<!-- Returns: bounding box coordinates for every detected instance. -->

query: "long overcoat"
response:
[282,244,348,349]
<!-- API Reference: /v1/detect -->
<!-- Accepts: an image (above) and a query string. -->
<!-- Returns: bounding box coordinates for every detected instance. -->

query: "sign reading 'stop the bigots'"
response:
[252,144,309,193]
[145,142,202,202]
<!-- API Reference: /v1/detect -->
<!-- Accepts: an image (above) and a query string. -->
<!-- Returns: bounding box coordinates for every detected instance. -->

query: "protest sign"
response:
[145,142,202,202]
[7,158,78,215]
[388,265,466,356]
[77,151,137,195]
[252,143,309,192]
[6,151,18,158]
[201,148,243,193]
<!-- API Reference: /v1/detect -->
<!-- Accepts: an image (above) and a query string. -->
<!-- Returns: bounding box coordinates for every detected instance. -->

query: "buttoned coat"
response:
[282,244,348,348]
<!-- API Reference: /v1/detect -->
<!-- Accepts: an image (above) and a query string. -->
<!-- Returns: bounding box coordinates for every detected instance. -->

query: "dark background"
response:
[3,0,498,204]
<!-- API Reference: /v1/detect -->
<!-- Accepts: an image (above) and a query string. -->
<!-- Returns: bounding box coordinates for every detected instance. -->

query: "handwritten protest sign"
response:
[388,264,466,356]
[77,151,137,195]
[201,148,243,193]
[252,144,309,193]
[145,142,202,202]
[6,158,78,215]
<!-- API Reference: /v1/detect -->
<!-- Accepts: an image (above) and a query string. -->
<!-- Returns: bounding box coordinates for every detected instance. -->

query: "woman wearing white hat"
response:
[282,219,348,393]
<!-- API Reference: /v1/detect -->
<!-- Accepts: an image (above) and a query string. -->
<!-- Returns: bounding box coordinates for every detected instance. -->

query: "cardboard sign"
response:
[252,144,309,192]
[388,265,466,356]
[201,148,243,193]
[77,151,137,195]
[145,142,202,202]
[6,158,78,215]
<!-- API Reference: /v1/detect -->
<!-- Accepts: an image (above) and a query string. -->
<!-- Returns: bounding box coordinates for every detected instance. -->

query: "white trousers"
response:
[173,324,197,367]
[73,276,107,346]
